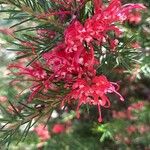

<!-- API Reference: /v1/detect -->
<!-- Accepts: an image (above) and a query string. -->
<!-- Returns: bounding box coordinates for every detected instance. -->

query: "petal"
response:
[99,94,111,108]
[97,103,102,122]
[114,90,124,101]
[28,85,42,102]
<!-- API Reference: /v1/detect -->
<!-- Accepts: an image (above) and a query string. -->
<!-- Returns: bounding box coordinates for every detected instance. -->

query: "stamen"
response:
[114,90,124,101]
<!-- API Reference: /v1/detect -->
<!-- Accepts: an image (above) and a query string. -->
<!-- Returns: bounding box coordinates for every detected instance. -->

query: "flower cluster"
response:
[65,75,124,122]
[9,0,145,122]
[34,123,67,141]
[113,101,149,146]
[112,101,145,120]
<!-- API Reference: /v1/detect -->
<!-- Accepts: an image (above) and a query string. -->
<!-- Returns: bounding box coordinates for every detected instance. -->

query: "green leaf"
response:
[100,131,113,142]
[10,17,34,28]
[15,53,33,60]
[8,100,24,119]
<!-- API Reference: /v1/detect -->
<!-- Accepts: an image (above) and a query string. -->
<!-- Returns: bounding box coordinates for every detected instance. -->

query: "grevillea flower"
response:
[126,125,137,135]
[112,101,146,120]
[126,124,150,135]
[21,41,36,54]
[137,124,150,134]
[51,0,85,10]
[7,0,146,123]
[43,44,75,81]
[84,0,145,46]
[37,29,56,39]
[34,124,50,141]
[43,43,97,81]
[65,75,124,122]
[128,101,145,111]
[93,0,103,13]
[112,110,127,119]
[127,101,145,119]
[64,20,92,55]
[0,96,7,102]
[63,0,145,56]
[56,0,145,122]
[52,123,65,134]
[127,12,142,24]
[9,62,47,80]
[0,28,14,36]
[131,42,141,49]
[8,62,57,101]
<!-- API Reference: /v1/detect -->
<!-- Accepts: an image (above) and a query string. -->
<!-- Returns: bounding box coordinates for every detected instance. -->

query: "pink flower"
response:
[21,41,36,54]
[7,105,19,114]
[115,134,131,145]
[109,39,119,51]
[127,101,145,120]
[137,124,149,134]
[37,29,56,39]
[112,110,127,119]
[34,124,50,141]
[127,12,142,24]
[128,101,145,111]
[51,0,85,9]
[0,28,14,36]
[43,44,74,81]
[0,96,7,102]
[126,125,137,134]
[52,123,65,134]
[131,42,141,49]
[65,75,124,122]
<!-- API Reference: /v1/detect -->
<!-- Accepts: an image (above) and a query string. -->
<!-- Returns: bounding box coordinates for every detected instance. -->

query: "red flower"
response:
[7,0,146,123]
[65,20,92,55]
[84,0,145,46]
[8,62,58,101]
[43,44,78,82]
[93,0,103,13]
[65,75,124,122]
[109,39,119,51]
[52,123,65,134]
[43,43,97,82]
